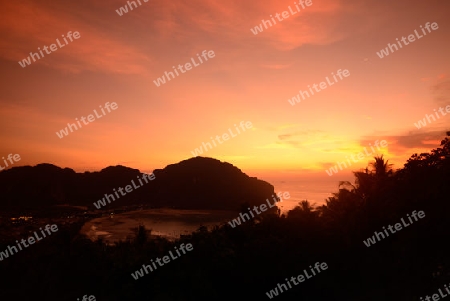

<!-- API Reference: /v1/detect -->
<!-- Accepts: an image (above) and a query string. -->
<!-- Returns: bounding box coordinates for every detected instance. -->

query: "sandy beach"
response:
[80,208,238,244]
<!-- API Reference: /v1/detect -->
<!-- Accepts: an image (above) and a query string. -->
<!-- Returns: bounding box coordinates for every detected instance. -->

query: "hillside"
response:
[0,157,276,212]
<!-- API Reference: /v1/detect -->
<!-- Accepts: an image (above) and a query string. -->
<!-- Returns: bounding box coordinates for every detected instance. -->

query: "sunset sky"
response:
[1,0,449,185]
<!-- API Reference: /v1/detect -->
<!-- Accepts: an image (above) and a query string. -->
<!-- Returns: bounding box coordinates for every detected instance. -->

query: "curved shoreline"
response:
[80,208,238,244]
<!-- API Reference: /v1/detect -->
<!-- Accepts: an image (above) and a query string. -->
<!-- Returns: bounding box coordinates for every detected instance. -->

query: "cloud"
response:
[382,131,446,149]
[0,0,151,75]
[266,124,303,131]
[255,142,296,149]
[0,0,389,77]
[275,130,347,150]
[359,130,447,162]
[431,78,450,106]
[278,130,325,140]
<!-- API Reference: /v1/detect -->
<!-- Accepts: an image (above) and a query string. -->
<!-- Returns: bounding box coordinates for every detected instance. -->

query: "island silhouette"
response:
[0,156,278,212]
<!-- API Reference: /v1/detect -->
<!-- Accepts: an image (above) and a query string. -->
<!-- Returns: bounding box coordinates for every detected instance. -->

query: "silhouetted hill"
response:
[0,157,276,212]
[147,157,276,210]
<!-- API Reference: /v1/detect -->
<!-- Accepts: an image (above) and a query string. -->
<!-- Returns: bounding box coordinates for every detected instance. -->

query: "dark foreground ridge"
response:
[0,133,449,300]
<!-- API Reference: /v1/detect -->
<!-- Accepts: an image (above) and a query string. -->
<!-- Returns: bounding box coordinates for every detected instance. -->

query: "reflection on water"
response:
[90,225,111,238]
[80,208,238,245]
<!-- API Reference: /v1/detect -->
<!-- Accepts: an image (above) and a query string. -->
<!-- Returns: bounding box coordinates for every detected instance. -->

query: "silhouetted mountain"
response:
[0,157,276,212]
[146,157,276,210]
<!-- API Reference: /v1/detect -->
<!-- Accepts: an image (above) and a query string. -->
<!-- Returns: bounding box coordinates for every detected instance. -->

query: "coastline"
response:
[79,208,239,244]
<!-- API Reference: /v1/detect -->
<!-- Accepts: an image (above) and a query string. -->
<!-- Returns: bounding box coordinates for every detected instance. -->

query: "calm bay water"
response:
[262,176,346,213]
[80,209,239,245]
[80,175,351,244]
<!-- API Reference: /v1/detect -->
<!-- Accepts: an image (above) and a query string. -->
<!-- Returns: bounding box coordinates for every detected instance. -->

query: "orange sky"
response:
[0,0,449,181]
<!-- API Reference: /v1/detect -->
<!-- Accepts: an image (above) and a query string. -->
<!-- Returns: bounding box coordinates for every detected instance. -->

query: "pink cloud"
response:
[0,1,151,75]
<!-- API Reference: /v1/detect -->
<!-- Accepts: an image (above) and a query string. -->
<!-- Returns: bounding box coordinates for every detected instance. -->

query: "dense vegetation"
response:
[1,133,449,300]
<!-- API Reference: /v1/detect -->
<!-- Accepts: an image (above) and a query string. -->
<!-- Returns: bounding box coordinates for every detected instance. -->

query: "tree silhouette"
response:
[287,200,318,222]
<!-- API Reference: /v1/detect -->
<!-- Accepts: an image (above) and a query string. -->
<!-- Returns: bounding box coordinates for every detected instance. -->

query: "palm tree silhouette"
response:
[352,155,394,202]
[370,155,393,178]
[320,155,396,234]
